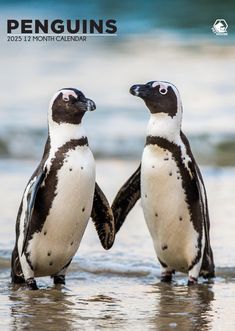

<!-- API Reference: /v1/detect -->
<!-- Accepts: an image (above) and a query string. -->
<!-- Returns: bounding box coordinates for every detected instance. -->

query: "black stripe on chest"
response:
[27,137,89,238]
[145,135,202,236]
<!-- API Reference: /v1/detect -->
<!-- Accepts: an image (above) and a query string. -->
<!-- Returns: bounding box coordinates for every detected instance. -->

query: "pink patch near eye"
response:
[160,88,167,95]
[62,90,77,102]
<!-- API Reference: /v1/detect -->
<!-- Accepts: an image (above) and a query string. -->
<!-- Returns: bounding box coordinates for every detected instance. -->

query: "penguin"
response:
[11,88,115,290]
[112,81,215,285]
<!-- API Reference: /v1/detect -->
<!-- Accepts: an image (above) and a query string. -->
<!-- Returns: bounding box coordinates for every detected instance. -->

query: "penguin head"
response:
[130,81,181,118]
[49,88,96,125]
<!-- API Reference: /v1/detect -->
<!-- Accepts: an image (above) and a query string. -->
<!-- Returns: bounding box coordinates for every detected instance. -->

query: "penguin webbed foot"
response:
[161,270,174,283]
[187,276,198,286]
[26,277,38,290]
[53,275,65,285]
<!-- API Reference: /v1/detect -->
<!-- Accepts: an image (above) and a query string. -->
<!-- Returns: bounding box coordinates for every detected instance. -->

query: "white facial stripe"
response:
[60,90,77,102]
[152,81,159,88]
[169,84,182,111]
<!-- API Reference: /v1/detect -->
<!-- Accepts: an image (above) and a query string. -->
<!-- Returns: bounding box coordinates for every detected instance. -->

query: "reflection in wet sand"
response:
[9,284,127,330]
[10,289,76,330]
[150,283,214,330]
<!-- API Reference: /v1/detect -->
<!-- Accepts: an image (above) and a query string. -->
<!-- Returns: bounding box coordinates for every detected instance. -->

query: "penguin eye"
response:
[159,88,167,95]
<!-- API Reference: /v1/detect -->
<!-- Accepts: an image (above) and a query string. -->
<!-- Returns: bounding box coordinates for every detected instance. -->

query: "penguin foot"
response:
[187,276,198,286]
[26,278,38,290]
[54,275,65,285]
[161,271,173,283]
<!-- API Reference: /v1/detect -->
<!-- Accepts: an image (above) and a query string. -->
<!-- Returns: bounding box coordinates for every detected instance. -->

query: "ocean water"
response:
[0,159,235,330]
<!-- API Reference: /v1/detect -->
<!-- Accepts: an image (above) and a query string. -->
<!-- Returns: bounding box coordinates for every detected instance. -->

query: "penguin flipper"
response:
[21,168,47,256]
[180,132,215,278]
[91,182,115,250]
[111,164,141,233]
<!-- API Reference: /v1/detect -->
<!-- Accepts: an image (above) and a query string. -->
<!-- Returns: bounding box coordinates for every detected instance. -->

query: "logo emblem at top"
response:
[212,19,228,36]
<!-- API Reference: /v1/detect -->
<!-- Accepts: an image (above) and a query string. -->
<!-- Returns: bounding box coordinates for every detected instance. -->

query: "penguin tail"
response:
[11,246,25,284]
[200,245,215,279]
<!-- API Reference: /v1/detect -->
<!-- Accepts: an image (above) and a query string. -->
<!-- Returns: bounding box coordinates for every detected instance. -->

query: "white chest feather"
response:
[26,145,95,276]
[141,145,199,272]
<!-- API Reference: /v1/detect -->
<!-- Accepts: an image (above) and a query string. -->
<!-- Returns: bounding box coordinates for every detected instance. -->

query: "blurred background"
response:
[0,0,234,165]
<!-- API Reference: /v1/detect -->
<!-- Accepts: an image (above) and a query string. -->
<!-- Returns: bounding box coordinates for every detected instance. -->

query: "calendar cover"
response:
[0,1,234,330]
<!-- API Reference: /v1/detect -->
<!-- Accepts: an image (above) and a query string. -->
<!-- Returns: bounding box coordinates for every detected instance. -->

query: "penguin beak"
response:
[86,98,96,111]
[130,84,150,99]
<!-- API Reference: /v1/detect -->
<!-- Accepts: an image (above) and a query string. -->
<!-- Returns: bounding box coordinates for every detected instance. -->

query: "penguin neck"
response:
[48,121,87,148]
[146,112,182,143]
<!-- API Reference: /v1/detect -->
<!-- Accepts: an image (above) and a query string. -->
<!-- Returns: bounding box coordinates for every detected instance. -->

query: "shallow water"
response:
[2,272,235,331]
[0,159,235,330]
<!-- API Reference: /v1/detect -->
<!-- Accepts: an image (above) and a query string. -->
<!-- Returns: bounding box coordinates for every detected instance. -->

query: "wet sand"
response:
[0,159,235,330]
